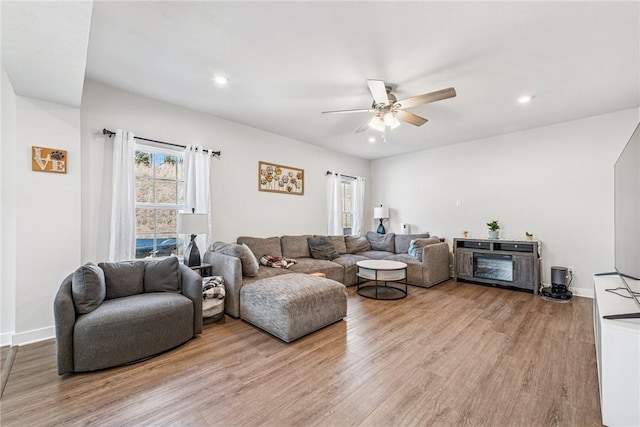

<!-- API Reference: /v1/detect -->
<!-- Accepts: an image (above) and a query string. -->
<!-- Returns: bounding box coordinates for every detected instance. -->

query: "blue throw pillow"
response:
[408,240,418,258]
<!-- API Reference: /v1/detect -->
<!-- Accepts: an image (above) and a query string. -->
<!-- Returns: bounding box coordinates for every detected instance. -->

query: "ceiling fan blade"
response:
[322,108,374,114]
[367,79,390,106]
[395,110,428,126]
[395,87,457,110]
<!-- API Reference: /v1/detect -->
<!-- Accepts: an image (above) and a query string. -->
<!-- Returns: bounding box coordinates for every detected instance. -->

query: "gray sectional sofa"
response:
[203,232,450,319]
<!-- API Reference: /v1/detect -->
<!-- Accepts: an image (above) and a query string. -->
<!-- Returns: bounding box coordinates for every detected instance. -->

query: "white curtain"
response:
[184,145,211,254]
[327,173,343,235]
[351,176,366,236]
[109,129,136,261]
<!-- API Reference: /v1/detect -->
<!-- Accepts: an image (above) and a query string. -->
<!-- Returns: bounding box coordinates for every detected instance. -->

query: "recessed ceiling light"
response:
[368,137,376,143]
[517,95,533,104]
[212,74,229,86]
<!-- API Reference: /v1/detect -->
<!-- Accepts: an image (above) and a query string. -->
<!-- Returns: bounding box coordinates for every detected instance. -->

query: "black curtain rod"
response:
[326,170,356,180]
[102,128,221,157]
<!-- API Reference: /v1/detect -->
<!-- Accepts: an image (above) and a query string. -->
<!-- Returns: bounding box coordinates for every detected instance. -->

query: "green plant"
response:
[486,220,500,231]
[525,231,533,237]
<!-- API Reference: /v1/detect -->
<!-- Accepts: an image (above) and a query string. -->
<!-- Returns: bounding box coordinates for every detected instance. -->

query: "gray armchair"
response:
[54,257,202,375]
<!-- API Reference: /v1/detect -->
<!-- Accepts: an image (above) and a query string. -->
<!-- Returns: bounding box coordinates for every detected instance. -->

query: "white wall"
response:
[371,109,639,296]
[1,67,18,346]
[10,96,82,344]
[81,80,371,263]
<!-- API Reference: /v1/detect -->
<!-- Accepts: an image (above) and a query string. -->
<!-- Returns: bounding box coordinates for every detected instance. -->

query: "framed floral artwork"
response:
[258,161,304,195]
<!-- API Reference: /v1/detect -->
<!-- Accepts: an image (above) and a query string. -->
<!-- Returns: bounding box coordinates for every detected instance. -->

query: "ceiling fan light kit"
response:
[383,112,400,129]
[322,79,457,138]
[368,115,386,132]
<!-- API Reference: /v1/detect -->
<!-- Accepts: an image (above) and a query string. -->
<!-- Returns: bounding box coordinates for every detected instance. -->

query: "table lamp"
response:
[177,209,208,267]
[373,205,389,234]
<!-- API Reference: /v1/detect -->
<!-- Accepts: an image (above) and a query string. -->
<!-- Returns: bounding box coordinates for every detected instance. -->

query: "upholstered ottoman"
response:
[240,273,347,342]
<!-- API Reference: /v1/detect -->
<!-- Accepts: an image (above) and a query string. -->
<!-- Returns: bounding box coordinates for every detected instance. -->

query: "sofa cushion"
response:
[98,260,146,300]
[395,233,430,254]
[409,237,441,261]
[381,253,425,285]
[345,235,371,254]
[212,241,259,277]
[355,250,393,260]
[307,236,339,260]
[281,235,312,258]
[72,262,106,314]
[332,254,369,286]
[366,231,396,252]
[237,236,282,259]
[242,264,291,285]
[328,236,347,254]
[144,256,181,293]
[73,292,194,372]
[287,259,344,283]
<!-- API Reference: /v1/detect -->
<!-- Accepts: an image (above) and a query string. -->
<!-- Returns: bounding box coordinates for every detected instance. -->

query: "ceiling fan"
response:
[322,79,456,139]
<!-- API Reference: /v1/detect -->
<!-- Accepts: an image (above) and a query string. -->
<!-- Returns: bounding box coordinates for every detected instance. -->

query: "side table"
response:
[202,276,225,324]
[189,263,212,277]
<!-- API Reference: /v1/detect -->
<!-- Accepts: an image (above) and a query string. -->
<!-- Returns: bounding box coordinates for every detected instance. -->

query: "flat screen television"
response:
[602,122,640,319]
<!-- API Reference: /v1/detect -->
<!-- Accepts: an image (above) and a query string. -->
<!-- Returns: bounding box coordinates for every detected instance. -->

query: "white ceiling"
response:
[4,2,639,160]
[2,1,92,108]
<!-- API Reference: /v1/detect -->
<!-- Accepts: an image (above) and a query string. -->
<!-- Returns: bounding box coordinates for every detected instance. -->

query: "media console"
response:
[453,238,540,294]
[593,274,640,426]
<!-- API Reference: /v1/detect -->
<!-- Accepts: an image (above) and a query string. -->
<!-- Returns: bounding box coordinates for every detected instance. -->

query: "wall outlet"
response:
[567,266,574,274]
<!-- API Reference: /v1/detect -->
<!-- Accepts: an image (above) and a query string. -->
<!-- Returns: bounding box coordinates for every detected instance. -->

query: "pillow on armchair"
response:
[408,237,441,261]
[71,262,106,314]
[144,256,181,293]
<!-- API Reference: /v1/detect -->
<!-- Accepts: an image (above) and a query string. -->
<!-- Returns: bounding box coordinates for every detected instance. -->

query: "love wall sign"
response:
[32,146,67,174]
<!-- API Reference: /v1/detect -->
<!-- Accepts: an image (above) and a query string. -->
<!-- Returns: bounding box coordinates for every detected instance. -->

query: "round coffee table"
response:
[356,259,408,300]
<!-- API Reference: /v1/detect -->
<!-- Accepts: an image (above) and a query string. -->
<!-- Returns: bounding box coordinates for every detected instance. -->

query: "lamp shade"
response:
[177,213,208,234]
[373,206,389,219]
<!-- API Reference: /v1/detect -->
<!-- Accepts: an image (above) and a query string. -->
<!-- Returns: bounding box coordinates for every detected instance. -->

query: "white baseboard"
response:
[570,287,594,298]
[11,326,55,346]
[1,331,14,347]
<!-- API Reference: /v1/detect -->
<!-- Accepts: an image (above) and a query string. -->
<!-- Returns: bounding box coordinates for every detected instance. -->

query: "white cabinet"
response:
[593,274,640,427]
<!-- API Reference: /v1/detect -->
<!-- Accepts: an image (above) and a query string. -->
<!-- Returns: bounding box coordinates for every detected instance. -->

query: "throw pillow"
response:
[241,243,260,277]
[98,260,146,300]
[345,235,371,254]
[144,256,181,293]
[395,233,430,254]
[408,240,418,258]
[307,236,339,260]
[327,235,347,254]
[71,262,106,314]
[212,241,259,277]
[365,231,396,252]
[409,237,441,261]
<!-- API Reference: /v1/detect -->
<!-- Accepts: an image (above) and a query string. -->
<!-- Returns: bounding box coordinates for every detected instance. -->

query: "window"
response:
[340,178,353,235]
[134,148,184,258]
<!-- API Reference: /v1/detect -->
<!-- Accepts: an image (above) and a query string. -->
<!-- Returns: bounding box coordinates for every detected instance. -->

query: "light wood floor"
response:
[0,281,602,426]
